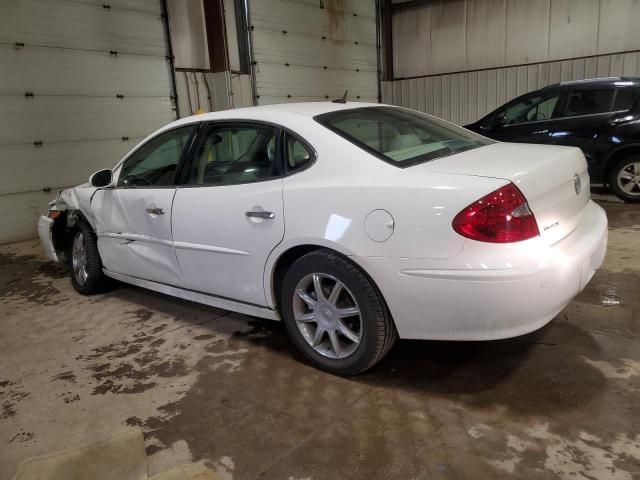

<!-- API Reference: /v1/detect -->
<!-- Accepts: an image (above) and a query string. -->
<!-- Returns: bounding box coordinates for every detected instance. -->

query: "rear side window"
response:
[315,107,492,168]
[189,124,278,185]
[564,89,614,116]
[285,134,314,172]
[613,88,634,111]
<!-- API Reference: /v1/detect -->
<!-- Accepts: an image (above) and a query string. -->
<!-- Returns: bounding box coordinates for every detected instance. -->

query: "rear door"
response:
[171,122,285,306]
[92,125,197,285]
[544,86,634,173]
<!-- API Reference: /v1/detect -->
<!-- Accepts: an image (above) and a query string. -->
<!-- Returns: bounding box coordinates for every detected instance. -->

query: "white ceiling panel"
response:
[250,0,378,105]
[252,30,377,71]
[0,0,166,56]
[254,63,378,103]
[0,96,174,145]
[0,138,144,196]
[0,0,173,243]
[0,45,170,96]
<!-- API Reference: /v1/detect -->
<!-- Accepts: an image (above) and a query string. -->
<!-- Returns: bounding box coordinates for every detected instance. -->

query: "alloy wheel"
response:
[617,161,640,197]
[292,273,362,359]
[72,232,88,286]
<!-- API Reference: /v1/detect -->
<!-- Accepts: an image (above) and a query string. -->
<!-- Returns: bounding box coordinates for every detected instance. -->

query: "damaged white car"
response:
[39,102,608,374]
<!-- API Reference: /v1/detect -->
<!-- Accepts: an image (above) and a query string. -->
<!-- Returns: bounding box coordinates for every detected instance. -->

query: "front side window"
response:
[563,89,614,117]
[315,107,492,167]
[493,93,562,126]
[189,124,278,185]
[118,126,195,187]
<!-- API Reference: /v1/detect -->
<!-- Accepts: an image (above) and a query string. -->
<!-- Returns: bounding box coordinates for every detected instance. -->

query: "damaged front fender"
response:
[38,185,99,263]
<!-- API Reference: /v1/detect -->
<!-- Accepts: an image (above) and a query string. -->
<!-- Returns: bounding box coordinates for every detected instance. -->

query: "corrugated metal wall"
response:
[249,0,379,105]
[0,0,175,243]
[392,0,640,78]
[383,50,640,125]
[385,0,640,125]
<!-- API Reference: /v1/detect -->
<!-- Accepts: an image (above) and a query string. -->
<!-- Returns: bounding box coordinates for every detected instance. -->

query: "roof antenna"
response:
[332,90,348,104]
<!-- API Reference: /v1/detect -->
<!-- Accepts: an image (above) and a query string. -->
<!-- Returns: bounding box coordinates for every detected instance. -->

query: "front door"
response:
[171,122,285,306]
[92,125,197,285]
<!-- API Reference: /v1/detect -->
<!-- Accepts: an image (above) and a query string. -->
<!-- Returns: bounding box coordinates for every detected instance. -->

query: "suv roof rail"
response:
[543,76,640,89]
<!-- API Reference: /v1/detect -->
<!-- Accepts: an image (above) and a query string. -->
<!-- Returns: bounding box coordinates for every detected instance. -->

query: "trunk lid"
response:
[415,142,590,244]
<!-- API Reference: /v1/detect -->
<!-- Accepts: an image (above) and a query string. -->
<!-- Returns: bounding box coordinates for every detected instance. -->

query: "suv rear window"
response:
[315,107,492,167]
[613,88,634,111]
[564,89,614,116]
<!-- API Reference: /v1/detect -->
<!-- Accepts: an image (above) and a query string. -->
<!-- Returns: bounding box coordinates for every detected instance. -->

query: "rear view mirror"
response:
[89,169,113,188]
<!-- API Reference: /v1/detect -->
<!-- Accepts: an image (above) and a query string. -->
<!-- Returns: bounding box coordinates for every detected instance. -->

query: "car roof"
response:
[174,101,381,125]
[543,76,640,89]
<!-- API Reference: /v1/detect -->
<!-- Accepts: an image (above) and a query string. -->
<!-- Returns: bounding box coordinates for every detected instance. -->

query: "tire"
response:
[280,249,397,375]
[70,221,108,295]
[609,156,640,203]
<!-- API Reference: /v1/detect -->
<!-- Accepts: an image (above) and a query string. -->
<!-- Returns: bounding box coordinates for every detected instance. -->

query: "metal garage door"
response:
[249,0,379,105]
[0,0,176,243]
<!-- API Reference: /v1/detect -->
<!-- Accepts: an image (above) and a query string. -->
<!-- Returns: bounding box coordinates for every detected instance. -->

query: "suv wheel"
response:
[610,156,640,202]
[280,249,397,375]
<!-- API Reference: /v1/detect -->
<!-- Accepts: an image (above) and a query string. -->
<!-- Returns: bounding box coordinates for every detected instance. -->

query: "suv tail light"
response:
[452,183,539,243]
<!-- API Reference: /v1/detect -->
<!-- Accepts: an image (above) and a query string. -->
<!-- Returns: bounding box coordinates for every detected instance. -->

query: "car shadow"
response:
[114,277,604,416]
[21,251,606,418]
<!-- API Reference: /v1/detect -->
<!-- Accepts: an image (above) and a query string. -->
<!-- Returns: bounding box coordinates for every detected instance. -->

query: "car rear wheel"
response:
[610,156,640,203]
[70,221,108,295]
[280,249,397,375]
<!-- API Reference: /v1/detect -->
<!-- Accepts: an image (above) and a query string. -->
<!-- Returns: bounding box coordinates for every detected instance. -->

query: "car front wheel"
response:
[280,249,397,375]
[70,222,108,295]
[610,156,640,202]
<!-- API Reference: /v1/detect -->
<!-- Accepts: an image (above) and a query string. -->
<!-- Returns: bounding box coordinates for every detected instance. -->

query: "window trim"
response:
[282,128,317,176]
[113,123,201,190]
[177,120,285,189]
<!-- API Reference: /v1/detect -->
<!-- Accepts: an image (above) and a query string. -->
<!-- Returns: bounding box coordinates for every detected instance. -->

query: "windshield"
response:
[315,106,492,167]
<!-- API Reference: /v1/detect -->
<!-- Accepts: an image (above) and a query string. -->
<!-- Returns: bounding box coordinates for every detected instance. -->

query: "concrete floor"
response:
[1,199,639,480]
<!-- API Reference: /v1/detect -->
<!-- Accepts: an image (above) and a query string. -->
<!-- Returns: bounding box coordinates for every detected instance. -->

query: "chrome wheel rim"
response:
[72,232,88,286]
[617,161,640,197]
[292,273,362,359]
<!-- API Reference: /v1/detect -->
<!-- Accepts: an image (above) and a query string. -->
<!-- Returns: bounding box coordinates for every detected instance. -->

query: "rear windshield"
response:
[315,106,492,167]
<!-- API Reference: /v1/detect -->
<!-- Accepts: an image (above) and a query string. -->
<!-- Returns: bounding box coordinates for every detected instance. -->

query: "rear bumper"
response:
[356,200,608,340]
[37,215,59,262]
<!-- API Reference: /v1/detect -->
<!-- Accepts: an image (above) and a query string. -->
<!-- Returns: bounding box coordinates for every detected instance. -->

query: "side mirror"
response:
[89,169,113,188]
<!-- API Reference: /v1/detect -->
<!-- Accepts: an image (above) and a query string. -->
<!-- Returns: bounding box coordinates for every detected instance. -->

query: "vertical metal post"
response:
[243,0,259,106]
[161,0,180,118]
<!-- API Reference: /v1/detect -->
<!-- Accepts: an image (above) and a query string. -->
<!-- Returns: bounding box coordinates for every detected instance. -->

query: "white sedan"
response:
[38,102,608,374]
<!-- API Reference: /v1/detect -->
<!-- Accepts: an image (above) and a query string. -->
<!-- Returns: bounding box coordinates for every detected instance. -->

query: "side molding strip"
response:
[103,269,280,321]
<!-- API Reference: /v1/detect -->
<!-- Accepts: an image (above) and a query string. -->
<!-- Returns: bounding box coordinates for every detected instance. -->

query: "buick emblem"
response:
[573,174,581,196]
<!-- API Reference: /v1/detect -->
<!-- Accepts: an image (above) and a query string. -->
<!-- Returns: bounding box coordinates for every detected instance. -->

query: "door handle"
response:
[245,210,275,219]
[532,129,549,135]
[146,207,165,215]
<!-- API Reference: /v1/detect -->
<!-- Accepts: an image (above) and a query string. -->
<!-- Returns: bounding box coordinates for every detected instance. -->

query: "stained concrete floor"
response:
[1,199,639,480]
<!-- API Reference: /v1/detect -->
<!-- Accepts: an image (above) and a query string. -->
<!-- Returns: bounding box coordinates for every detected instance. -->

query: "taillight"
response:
[452,183,539,243]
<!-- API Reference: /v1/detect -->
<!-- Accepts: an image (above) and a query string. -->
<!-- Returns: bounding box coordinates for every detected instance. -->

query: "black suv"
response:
[465,77,640,202]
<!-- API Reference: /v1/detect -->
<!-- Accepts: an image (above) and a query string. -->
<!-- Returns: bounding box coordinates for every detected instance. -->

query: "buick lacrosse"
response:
[39,102,608,374]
